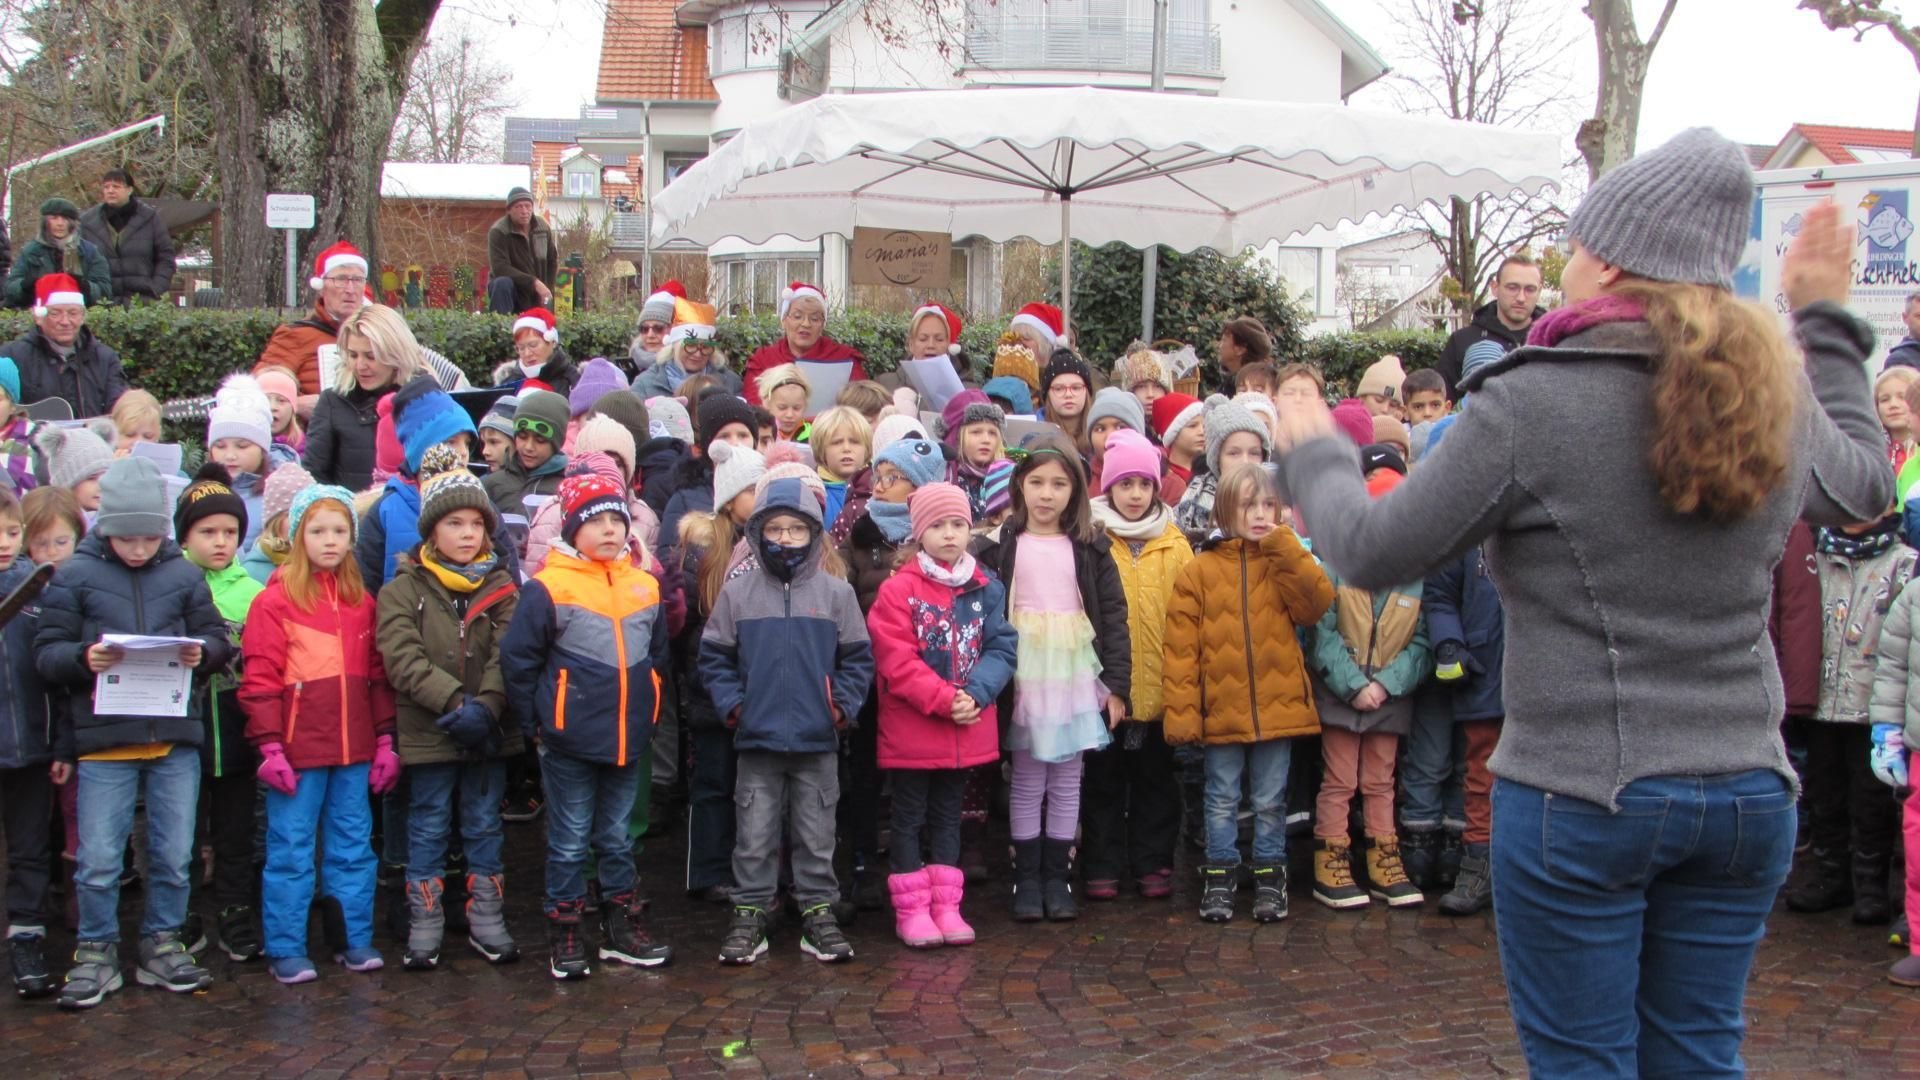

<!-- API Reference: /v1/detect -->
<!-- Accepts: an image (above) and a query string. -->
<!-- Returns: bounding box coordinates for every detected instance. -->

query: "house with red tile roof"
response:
[1762,124,1915,170]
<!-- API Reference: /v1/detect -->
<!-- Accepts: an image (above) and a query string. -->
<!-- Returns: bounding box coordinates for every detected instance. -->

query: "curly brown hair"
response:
[1616,280,1796,520]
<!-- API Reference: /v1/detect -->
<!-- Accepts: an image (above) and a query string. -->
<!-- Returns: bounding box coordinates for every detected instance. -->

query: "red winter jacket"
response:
[239,570,397,769]
[742,335,868,406]
[1770,520,1822,718]
[867,556,1017,771]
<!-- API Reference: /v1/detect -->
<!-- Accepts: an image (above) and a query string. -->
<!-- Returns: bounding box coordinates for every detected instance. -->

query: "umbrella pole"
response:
[1059,193,1072,333]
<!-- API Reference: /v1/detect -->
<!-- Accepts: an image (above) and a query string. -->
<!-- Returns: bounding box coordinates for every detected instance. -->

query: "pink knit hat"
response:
[261,462,315,521]
[572,414,637,483]
[1330,400,1374,447]
[1097,428,1163,494]
[908,481,972,543]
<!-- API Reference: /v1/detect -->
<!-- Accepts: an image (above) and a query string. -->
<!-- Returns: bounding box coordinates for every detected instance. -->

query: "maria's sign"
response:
[851,228,950,288]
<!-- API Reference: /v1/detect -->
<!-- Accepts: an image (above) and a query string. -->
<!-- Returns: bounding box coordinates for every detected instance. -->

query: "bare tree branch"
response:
[1799,0,1920,156]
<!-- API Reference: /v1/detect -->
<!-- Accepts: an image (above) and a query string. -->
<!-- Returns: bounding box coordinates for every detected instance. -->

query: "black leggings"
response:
[890,769,966,873]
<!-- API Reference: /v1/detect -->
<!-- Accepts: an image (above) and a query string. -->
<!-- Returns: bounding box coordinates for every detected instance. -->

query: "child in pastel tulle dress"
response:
[974,434,1131,923]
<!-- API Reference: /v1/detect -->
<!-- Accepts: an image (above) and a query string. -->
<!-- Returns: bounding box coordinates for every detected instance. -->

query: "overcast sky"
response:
[476,0,1919,153]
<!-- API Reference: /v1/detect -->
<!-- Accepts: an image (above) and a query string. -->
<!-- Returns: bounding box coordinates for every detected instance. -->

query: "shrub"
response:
[1298,330,1449,399]
[1054,243,1309,372]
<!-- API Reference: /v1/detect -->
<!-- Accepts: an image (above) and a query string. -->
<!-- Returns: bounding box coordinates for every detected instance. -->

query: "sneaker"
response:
[717,906,769,966]
[178,912,208,955]
[1249,864,1289,923]
[799,904,854,963]
[9,931,55,998]
[135,931,212,993]
[599,892,673,967]
[268,956,318,984]
[1364,838,1426,908]
[1892,953,1920,987]
[334,946,385,972]
[546,902,592,981]
[217,904,264,962]
[1137,869,1174,900]
[58,941,123,1009]
[1312,840,1369,910]
[1198,864,1238,923]
[500,792,543,823]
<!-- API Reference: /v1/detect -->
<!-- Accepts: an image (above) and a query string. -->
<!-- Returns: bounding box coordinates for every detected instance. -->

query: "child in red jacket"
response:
[239,485,398,985]
[867,483,1017,949]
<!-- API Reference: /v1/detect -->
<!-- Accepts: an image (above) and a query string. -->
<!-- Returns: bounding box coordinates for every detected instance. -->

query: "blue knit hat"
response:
[874,437,946,492]
[981,375,1033,417]
[0,356,22,405]
[288,483,359,542]
[392,376,478,475]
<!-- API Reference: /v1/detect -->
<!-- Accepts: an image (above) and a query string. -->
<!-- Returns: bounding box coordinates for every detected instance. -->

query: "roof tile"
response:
[597,0,719,103]
[1790,124,1912,164]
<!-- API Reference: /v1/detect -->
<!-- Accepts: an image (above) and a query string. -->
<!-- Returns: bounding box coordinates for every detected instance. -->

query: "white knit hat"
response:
[710,440,767,512]
[207,373,274,452]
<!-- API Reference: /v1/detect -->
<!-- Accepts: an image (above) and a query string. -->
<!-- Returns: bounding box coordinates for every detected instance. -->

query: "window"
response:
[565,168,597,198]
[710,12,788,75]
[718,256,823,315]
[1273,247,1319,312]
[663,152,706,185]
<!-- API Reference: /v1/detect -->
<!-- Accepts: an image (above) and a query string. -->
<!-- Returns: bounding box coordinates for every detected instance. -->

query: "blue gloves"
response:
[436,699,498,753]
[1870,722,1909,789]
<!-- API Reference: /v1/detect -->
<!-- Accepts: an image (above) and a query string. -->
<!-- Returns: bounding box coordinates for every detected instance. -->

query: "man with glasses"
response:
[487,187,556,315]
[1434,252,1546,399]
[255,241,372,400]
[1,272,129,419]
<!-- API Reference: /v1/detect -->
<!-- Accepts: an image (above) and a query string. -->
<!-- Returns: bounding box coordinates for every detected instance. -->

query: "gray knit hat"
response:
[639,292,677,328]
[1565,127,1754,290]
[95,457,171,538]
[512,389,570,446]
[35,421,115,491]
[1201,393,1271,475]
[1086,386,1145,436]
[480,393,520,438]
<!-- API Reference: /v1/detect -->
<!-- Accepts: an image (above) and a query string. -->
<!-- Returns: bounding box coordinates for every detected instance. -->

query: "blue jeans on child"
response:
[1399,684,1466,831]
[407,760,507,881]
[1491,771,1795,1078]
[1202,740,1291,865]
[75,745,201,942]
[540,748,641,911]
[263,763,376,959]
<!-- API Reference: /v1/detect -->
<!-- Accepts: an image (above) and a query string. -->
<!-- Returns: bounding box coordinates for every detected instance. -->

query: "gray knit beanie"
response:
[1564,127,1754,290]
[639,292,677,328]
[95,457,171,538]
[1086,386,1145,437]
[35,421,115,491]
[1201,393,1271,475]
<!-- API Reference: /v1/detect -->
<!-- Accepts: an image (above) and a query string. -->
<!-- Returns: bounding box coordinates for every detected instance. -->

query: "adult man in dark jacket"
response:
[1884,292,1920,371]
[486,187,556,314]
[0,275,129,418]
[78,169,177,302]
[1435,252,1546,398]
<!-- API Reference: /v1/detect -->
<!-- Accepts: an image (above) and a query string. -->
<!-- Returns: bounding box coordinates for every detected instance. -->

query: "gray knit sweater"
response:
[1282,302,1894,808]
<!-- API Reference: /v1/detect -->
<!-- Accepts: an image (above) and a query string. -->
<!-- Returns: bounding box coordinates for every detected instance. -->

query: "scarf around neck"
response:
[1090,493,1173,543]
[917,550,977,587]
[1817,517,1902,561]
[869,500,912,544]
[420,546,497,593]
[1526,293,1649,349]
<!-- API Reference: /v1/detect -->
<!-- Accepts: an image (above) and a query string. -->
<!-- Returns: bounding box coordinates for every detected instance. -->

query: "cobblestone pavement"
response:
[6,820,1920,1078]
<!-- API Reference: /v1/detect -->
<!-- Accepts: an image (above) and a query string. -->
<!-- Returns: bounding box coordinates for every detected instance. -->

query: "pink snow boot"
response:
[925,864,976,946]
[888,869,943,948]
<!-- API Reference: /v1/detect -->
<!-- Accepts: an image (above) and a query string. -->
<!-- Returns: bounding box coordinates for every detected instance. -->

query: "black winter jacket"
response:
[79,199,177,300]
[1,326,129,418]
[303,383,390,491]
[37,535,232,760]
[1435,302,1543,399]
[0,561,52,769]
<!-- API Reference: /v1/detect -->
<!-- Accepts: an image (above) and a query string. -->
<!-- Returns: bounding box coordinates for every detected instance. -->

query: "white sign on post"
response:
[266,193,317,309]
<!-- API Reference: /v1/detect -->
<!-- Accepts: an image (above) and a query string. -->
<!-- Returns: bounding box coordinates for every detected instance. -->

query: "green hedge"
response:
[0,306,1447,405]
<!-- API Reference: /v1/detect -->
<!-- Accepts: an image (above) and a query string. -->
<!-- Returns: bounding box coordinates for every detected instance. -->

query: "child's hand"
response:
[256,743,297,796]
[49,761,72,786]
[1105,697,1128,729]
[85,642,124,674]
[178,643,203,669]
[952,691,979,724]
[1350,682,1389,711]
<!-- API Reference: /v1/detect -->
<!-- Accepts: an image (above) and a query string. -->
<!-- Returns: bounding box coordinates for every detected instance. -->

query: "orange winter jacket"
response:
[1161,527,1335,746]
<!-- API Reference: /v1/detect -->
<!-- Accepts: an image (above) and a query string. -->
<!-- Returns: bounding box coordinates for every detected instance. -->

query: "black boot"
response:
[1784,848,1854,913]
[959,819,990,885]
[1041,837,1077,921]
[1434,829,1465,891]
[1854,851,1893,926]
[1010,838,1044,922]
[546,900,591,980]
[1399,828,1441,891]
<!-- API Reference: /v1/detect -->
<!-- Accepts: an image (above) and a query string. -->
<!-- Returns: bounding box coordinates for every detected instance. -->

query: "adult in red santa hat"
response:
[253,240,372,398]
[494,307,580,400]
[2,272,130,418]
[1007,302,1068,361]
[742,281,868,407]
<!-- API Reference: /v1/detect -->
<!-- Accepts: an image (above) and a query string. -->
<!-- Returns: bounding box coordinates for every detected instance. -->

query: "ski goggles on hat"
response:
[514,416,560,441]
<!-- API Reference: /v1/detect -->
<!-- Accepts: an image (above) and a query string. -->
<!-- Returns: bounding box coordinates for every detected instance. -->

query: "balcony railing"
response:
[965,14,1222,78]
[610,211,650,249]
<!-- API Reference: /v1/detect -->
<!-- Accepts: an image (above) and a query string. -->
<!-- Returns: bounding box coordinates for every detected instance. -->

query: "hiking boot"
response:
[466,874,519,964]
[888,869,943,949]
[1399,828,1441,890]
[1249,864,1288,923]
[58,941,122,1010]
[1365,837,1425,908]
[9,930,54,998]
[136,931,212,993]
[600,890,673,967]
[268,955,317,984]
[1784,848,1853,913]
[1041,838,1077,921]
[1439,846,1494,916]
[1435,829,1465,890]
[799,904,854,963]
[1198,864,1238,923]
[178,912,208,955]
[1137,868,1174,899]
[1313,840,1369,910]
[217,904,263,962]
[1892,953,1920,987]
[403,877,444,971]
[1010,838,1045,922]
[501,792,543,823]
[717,906,769,966]
[546,900,591,980]
[1854,851,1894,926]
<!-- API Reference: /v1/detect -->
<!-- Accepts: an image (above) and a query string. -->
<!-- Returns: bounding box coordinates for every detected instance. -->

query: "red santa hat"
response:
[31,273,85,317]
[511,307,559,344]
[778,281,826,319]
[910,302,964,357]
[1009,302,1064,352]
[307,241,369,291]
[646,279,687,305]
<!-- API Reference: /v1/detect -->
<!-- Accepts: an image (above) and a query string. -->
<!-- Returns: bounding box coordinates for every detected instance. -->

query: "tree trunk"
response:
[1579,0,1676,184]
[188,0,437,309]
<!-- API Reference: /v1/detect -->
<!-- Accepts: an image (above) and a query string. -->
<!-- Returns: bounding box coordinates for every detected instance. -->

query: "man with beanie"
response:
[487,187,555,314]
[37,456,233,1007]
[173,462,267,963]
[2,272,129,418]
[80,169,176,303]
[1436,252,1545,399]
[483,389,570,529]
[1174,394,1272,545]
[5,199,111,310]
[1085,386,1146,492]
[502,473,674,979]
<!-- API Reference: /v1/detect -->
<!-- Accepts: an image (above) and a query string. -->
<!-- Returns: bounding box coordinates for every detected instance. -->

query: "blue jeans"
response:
[263,763,376,959]
[540,748,641,911]
[1492,771,1795,1078]
[406,760,506,881]
[75,745,201,942]
[1400,685,1466,831]
[1202,739,1291,866]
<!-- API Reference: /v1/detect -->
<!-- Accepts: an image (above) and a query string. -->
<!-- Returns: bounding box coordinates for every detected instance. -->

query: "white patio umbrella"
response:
[651,87,1562,325]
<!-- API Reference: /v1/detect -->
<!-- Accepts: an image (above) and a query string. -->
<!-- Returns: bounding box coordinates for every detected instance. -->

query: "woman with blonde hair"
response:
[1275,129,1893,1076]
[303,304,421,491]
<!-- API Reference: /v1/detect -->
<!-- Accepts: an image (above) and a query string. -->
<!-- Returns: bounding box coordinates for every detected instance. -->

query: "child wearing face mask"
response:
[1174,395,1273,548]
[1082,430,1192,902]
[974,434,1131,923]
